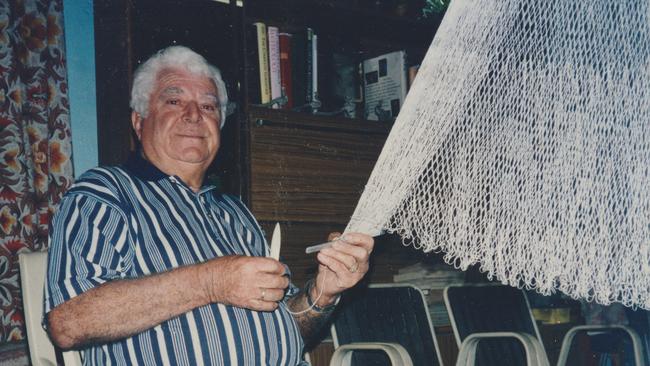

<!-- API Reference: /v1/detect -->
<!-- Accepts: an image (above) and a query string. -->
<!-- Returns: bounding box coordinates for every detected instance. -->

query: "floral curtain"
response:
[0,0,73,342]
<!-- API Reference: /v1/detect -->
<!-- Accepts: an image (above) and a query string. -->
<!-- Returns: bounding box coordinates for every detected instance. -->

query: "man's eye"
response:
[201,104,216,111]
[166,99,180,105]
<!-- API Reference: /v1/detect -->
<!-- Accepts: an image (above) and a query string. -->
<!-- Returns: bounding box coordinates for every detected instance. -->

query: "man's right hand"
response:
[198,255,289,312]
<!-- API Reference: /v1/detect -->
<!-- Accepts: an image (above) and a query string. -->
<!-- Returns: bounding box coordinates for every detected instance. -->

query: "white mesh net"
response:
[347,0,650,308]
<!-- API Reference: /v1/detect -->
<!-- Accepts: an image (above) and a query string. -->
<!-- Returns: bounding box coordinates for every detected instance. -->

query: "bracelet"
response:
[304,278,340,313]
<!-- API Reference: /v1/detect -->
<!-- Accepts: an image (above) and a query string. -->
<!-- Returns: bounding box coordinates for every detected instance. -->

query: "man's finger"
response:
[329,240,369,261]
[340,233,374,252]
[317,251,352,275]
[250,299,279,312]
[258,288,285,302]
[320,246,360,272]
[328,232,342,241]
[257,273,290,290]
[252,257,286,274]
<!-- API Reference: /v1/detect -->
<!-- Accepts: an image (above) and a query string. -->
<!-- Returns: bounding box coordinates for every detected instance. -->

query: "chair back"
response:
[331,283,443,365]
[19,251,82,366]
[445,284,544,366]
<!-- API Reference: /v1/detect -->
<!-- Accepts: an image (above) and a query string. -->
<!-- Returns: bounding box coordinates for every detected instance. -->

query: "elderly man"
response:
[44,46,373,365]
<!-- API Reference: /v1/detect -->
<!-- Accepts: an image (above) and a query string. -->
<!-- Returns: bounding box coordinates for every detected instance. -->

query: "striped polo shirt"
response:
[44,153,305,365]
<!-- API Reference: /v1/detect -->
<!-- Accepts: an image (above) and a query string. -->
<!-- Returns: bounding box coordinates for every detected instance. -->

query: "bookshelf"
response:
[238,0,444,276]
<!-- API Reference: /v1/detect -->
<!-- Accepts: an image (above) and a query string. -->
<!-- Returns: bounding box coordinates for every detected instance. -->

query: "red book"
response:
[279,32,293,109]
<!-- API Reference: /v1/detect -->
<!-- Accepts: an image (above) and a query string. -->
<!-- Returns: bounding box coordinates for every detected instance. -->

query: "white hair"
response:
[130,45,228,127]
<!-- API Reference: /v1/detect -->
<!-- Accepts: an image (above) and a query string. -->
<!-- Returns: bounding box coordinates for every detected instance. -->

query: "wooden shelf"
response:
[247,106,392,135]
[244,0,443,48]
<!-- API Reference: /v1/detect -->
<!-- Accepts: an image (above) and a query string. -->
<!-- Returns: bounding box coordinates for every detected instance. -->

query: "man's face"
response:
[132,68,221,177]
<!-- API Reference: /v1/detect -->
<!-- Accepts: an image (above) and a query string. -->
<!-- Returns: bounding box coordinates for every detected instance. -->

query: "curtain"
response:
[0,0,73,342]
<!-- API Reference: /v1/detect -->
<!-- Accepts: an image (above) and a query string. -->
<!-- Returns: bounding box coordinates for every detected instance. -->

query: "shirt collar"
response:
[121,151,217,194]
[123,150,217,194]
[123,150,167,182]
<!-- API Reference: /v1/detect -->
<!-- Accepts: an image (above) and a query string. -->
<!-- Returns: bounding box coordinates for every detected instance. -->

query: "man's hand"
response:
[198,255,289,312]
[312,232,374,306]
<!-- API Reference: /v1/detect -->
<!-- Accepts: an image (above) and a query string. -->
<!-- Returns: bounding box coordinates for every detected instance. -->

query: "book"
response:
[305,28,314,106]
[311,33,318,107]
[245,23,261,104]
[290,28,311,109]
[392,262,464,287]
[279,32,293,109]
[291,28,314,109]
[362,50,408,121]
[267,26,281,108]
[254,22,271,104]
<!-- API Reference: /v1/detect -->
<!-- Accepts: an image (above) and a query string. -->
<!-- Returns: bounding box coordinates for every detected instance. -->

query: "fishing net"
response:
[347,0,650,307]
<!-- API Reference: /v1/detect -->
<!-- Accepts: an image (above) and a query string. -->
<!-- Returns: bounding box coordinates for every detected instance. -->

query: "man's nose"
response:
[182,101,202,123]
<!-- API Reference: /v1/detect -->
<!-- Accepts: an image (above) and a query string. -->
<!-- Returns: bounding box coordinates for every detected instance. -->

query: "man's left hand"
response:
[313,232,374,306]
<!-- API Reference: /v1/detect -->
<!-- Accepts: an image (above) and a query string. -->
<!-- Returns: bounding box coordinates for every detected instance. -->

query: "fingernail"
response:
[340,234,349,242]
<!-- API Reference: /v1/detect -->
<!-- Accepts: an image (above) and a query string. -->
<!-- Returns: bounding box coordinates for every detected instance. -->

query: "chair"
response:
[330,283,444,366]
[556,325,644,365]
[445,284,549,366]
[625,307,650,363]
[445,284,645,366]
[19,251,82,366]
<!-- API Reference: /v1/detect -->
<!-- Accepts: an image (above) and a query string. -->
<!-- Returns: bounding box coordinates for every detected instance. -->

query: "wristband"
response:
[305,278,340,313]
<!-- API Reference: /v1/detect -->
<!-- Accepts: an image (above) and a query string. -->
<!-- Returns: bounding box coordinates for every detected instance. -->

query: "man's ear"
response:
[131,111,143,140]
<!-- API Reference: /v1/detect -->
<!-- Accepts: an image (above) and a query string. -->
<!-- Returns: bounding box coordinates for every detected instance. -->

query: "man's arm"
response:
[47,255,289,350]
[287,233,374,341]
[286,279,339,342]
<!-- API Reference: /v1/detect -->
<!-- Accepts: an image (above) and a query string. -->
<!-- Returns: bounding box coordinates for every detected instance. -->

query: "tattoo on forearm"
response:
[287,291,334,343]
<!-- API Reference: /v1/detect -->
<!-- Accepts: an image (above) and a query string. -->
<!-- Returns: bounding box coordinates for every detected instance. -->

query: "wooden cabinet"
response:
[247,107,389,223]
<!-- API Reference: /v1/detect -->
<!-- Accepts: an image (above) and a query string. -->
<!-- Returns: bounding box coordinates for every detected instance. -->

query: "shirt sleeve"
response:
[44,192,131,318]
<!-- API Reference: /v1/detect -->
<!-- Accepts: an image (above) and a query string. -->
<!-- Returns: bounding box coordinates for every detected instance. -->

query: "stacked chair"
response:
[329,284,444,366]
[444,284,645,366]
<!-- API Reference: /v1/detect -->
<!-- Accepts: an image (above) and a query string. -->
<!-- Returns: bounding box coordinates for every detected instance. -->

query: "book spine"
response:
[291,29,307,108]
[305,28,313,104]
[279,33,293,109]
[267,26,281,109]
[400,50,408,100]
[246,23,261,104]
[311,33,318,105]
[254,22,271,104]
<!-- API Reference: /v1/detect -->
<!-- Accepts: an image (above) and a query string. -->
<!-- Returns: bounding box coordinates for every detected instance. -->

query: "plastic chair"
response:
[19,251,82,366]
[445,284,549,366]
[445,284,645,366]
[330,283,443,366]
[557,325,644,365]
